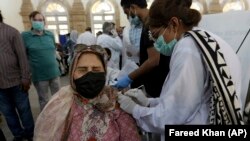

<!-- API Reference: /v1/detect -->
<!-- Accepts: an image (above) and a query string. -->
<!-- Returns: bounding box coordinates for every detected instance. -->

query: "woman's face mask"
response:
[153,27,177,56]
[73,53,106,99]
[74,71,106,99]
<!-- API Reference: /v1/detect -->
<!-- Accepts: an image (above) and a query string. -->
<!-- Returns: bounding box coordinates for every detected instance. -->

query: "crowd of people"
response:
[0,0,250,141]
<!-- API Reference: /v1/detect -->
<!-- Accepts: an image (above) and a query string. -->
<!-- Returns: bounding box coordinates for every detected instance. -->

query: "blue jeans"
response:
[0,85,34,138]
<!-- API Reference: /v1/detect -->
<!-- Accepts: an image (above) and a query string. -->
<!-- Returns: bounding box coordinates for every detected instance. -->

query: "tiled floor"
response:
[0,74,161,141]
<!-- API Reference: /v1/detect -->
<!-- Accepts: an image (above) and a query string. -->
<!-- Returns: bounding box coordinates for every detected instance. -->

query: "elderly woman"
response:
[34,44,140,141]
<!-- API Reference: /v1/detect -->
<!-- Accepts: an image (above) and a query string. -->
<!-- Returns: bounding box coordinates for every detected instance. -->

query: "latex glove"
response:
[113,75,133,89]
[125,89,149,107]
[118,93,137,114]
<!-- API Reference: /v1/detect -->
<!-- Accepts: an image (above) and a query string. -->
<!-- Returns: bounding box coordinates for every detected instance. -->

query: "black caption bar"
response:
[165,125,249,141]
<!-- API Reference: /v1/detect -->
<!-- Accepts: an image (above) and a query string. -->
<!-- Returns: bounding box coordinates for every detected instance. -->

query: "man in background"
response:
[21,11,61,111]
[116,0,170,98]
[77,27,96,45]
[0,10,34,141]
[97,22,123,70]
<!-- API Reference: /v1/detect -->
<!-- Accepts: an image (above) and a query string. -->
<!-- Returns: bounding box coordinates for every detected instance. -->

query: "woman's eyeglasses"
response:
[75,44,105,54]
[148,26,167,42]
[74,44,108,61]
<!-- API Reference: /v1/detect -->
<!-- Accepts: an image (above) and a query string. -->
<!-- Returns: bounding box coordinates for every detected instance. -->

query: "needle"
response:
[137,85,144,89]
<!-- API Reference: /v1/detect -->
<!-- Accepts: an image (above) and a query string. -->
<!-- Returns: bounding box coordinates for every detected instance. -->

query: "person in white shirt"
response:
[77,27,96,46]
[103,47,120,85]
[118,0,244,140]
[119,2,142,66]
[121,18,142,66]
[97,22,123,70]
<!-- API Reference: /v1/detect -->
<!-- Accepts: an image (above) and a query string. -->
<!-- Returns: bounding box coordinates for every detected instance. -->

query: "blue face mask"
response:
[129,16,141,26]
[154,35,177,56]
[32,21,44,31]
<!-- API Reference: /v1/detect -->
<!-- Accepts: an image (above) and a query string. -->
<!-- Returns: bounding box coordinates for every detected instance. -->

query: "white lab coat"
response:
[122,25,141,66]
[97,34,123,69]
[122,25,132,67]
[77,31,96,46]
[106,67,120,85]
[132,29,242,141]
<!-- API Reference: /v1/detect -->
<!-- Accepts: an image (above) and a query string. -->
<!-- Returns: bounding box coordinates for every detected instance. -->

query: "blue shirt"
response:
[129,24,142,54]
[21,30,60,82]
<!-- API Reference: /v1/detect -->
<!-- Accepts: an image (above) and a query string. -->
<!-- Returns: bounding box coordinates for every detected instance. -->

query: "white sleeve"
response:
[148,98,160,107]
[111,36,123,52]
[132,38,206,133]
[122,26,132,67]
[106,67,120,85]
[97,35,122,51]
[76,34,82,44]
[121,44,128,67]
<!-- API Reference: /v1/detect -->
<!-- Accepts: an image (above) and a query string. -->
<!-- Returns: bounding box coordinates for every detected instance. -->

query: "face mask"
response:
[32,21,44,31]
[154,27,177,56]
[129,9,141,26]
[74,71,106,99]
[154,35,177,56]
[129,16,141,26]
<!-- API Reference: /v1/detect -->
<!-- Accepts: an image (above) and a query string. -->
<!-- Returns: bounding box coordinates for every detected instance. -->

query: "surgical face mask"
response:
[129,9,141,26]
[74,71,106,99]
[32,21,44,31]
[154,28,177,56]
[129,16,141,26]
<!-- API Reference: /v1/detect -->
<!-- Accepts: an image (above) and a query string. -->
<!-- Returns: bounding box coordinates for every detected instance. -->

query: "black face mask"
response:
[74,71,106,99]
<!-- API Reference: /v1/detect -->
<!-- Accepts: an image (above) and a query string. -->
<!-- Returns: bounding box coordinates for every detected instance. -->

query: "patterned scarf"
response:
[186,30,244,125]
[61,86,118,140]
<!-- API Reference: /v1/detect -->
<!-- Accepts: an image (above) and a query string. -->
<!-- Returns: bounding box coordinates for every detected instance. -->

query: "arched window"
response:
[223,0,246,12]
[147,0,153,8]
[147,0,204,14]
[42,2,69,42]
[91,0,115,35]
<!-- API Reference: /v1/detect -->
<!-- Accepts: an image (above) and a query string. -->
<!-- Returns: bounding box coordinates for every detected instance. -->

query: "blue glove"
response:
[114,75,133,89]
[118,93,137,114]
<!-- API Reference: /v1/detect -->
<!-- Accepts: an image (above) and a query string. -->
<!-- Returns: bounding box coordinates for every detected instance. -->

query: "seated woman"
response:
[34,44,141,141]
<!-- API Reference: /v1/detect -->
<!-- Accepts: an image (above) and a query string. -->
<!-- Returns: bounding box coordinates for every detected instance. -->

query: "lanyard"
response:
[236,27,250,54]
